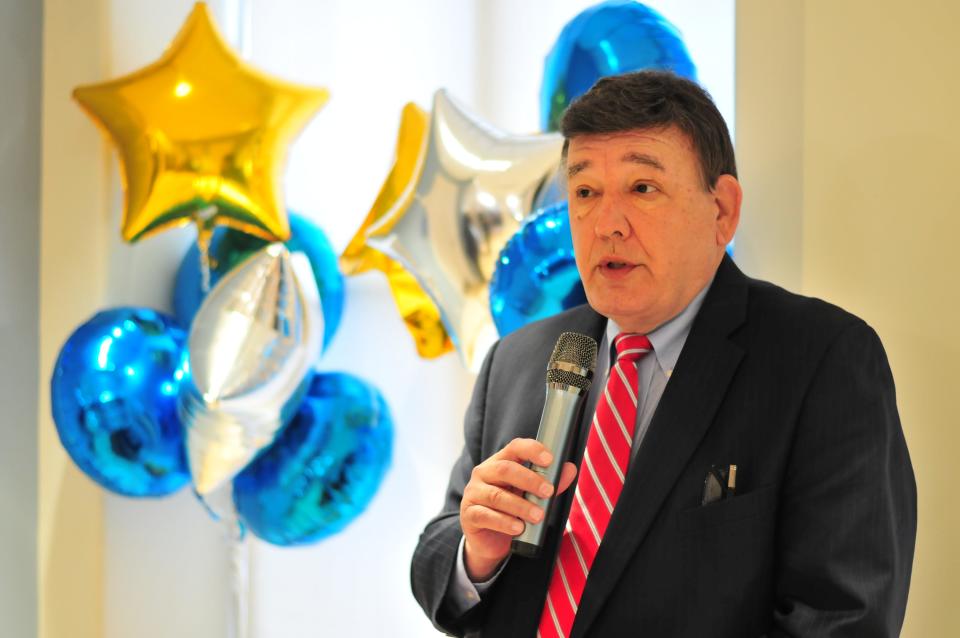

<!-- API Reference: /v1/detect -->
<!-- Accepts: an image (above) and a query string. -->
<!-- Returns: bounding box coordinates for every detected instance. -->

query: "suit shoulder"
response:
[742,276,873,346]
[493,304,600,370]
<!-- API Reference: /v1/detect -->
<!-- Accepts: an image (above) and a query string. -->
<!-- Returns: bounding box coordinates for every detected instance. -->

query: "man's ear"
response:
[712,174,742,246]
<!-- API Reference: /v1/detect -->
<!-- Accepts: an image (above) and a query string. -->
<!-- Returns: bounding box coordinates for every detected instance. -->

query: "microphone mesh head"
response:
[546,332,598,391]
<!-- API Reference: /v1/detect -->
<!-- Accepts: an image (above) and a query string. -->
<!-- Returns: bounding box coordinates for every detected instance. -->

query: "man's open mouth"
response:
[600,259,636,271]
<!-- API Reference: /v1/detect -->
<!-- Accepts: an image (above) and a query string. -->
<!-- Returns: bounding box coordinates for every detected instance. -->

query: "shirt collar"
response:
[604,275,715,376]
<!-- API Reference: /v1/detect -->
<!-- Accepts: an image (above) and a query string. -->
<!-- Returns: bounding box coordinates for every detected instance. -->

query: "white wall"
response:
[82,1,732,637]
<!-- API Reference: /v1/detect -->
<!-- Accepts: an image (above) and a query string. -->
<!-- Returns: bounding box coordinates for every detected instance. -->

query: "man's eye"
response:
[634,183,659,194]
[575,187,593,198]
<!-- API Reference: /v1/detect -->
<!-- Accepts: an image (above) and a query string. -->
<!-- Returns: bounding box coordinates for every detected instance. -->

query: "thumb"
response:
[556,462,578,495]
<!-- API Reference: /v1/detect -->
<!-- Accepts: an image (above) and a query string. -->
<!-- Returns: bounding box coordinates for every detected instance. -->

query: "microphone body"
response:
[511,332,597,558]
[511,381,588,557]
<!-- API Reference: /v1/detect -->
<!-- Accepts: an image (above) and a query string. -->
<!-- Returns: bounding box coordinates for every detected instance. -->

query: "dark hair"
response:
[560,71,736,188]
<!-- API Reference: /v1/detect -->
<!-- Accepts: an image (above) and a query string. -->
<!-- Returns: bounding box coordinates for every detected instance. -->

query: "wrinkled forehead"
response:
[565,127,693,167]
[563,126,703,184]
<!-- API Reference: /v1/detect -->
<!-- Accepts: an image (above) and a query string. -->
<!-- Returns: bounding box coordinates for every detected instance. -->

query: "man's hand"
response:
[460,438,578,582]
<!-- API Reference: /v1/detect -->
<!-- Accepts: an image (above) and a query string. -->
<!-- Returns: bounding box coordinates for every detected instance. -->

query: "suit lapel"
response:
[570,255,748,638]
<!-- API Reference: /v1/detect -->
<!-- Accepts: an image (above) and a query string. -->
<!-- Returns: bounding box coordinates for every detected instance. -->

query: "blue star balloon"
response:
[490,202,587,336]
[233,372,393,546]
[50,307,191,497]
[541,0,697,131]
[173,212,345,351]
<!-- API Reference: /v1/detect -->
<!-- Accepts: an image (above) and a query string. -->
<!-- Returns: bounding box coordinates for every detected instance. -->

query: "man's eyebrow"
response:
[566,153,665,178]
[623,152,665,171]
[567,160,590,178]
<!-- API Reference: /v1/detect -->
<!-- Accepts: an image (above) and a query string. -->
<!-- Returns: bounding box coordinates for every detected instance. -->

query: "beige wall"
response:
[738,1,960,635]
[39,0,110,636]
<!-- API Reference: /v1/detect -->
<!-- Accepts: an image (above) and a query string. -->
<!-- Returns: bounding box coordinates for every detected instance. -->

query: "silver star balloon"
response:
[366,90,563,369]
[178,243,323,495]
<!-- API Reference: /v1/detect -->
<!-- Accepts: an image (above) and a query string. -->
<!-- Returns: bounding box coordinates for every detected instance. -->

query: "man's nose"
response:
[593,193,630,239]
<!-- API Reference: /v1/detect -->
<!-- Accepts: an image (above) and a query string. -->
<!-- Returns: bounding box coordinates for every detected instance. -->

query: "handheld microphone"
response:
[511,332,597,558]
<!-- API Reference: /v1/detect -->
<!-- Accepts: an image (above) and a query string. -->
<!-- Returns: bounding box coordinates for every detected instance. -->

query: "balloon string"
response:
[228,529,250,638]
[204,481,250,638]
[197,482,250,638]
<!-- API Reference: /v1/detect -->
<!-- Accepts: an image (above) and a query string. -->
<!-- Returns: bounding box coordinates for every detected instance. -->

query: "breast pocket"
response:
[675,485,780,634]
[676,484,778,535]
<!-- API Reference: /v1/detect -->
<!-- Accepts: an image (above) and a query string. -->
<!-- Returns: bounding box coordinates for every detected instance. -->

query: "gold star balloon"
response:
[345,90,562,369]
[73,2,328,244]
[341,103,454,359]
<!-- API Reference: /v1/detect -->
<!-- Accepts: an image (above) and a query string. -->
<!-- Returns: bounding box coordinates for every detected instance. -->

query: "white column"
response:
[39,0,112,635]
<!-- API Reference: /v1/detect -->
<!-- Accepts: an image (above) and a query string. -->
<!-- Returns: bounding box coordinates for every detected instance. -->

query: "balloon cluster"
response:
[55,3,391,546]
[342,1,698,363]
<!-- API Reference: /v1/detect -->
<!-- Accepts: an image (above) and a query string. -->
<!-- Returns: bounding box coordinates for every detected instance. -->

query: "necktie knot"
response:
[613,332,653,364]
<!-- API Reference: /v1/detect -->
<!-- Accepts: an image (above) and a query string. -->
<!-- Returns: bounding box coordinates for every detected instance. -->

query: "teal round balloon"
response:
[541,0,697,131]
[233,372,393,546]
[490,202,587,336]
[173,213,345,351]
[50,307,190,497]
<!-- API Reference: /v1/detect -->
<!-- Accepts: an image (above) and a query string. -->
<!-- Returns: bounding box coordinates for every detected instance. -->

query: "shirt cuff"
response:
[446,535,509,614]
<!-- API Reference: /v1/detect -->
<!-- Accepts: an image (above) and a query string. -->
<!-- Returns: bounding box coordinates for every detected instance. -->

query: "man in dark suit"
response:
[410,71,916,637]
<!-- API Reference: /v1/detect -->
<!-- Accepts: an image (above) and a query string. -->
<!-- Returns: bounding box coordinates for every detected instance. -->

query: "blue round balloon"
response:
[50,308,190,497]
[173,213,345,351]
[490,202,587,337]
[233,372,393,546]
[541,0,697,131]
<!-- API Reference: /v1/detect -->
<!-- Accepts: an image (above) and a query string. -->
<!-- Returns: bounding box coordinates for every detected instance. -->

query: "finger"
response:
[461,504,526,537]
[556,462,579,495]
[466,483,544,524]
[473,459,555,497]
[493,437,555,467]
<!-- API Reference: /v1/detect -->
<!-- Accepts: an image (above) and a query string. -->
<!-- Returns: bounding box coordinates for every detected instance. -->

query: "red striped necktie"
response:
[537,332,653,638]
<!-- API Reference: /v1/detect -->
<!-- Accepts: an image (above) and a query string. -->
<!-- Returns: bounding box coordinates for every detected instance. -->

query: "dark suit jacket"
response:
[411,256,916,637]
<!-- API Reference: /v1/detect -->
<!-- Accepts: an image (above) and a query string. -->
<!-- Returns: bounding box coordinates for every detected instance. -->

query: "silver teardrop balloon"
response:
[178,243,323,495]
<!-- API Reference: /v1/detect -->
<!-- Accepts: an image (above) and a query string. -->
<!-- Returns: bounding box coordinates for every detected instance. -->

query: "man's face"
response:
[566,126,741,333]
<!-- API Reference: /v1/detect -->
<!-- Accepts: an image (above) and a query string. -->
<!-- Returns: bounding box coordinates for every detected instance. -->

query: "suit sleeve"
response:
[769,320,917,637]
[410,340,499,636]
